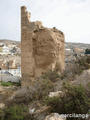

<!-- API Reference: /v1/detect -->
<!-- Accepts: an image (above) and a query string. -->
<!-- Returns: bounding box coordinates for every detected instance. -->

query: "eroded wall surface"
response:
[21,6,65,86]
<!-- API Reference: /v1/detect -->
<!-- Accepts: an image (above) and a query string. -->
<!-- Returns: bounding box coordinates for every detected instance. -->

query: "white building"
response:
[0,43,4,47]
[1,68,21,77]
[0,46,11,55]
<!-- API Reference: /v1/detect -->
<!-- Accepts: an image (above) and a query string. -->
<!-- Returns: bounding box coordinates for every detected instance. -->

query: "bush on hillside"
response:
[61,56,90,80]
[7,78,54,105]
[76,56,90,70]
[0,104,36,120]
[0,81,21,87]
[45,83,90,120]
[41,70,60,82]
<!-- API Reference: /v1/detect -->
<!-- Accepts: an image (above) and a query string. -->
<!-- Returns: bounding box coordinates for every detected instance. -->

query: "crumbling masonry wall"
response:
[21,6,65,86]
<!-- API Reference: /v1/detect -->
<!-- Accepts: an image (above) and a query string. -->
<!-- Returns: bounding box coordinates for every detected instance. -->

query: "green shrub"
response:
[76,56,90,71]
[61,56,90,80]
[41,70,60,82]
[7,78,54,105]
[0,109,4,120]
[0,81,21,87]
[31,78,54,100]
[45,84,90,120]
[0,104,34,120]
[87,82,90,89]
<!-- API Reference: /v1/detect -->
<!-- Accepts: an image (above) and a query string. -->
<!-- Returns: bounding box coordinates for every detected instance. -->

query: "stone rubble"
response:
[45,113,66,120]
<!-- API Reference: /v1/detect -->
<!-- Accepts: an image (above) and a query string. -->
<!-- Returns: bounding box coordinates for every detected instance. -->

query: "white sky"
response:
[0,0,90,43]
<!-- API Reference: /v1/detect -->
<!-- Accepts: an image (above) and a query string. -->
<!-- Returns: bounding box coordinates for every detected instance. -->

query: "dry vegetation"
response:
[0,56,90,120]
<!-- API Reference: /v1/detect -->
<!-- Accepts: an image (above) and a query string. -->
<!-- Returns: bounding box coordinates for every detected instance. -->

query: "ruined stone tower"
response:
[21,6,65,86]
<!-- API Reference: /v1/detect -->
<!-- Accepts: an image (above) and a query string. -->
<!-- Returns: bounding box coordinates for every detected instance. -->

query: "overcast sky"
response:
[0,0,90,43]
